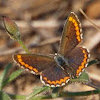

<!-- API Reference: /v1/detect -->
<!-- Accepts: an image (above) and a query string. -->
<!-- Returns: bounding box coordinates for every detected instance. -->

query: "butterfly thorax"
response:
[54,53,69,70]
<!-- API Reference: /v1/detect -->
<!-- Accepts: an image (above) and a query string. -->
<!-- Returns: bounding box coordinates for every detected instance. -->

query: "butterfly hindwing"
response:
[67,47,90,77]
[58,12,82,56]
[40,63,70,87]
[13,54,54,74]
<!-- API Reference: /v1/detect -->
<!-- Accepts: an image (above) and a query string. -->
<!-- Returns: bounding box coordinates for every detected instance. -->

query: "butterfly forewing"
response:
[58,12,82,56]
[13,54,54,74]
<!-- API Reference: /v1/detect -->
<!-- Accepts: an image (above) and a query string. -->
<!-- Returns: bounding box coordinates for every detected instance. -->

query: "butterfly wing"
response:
[13,54,54,75]
[67,47,90,77]
[58,12,82,56]
[40,63,70,87]
[13,54,70,87]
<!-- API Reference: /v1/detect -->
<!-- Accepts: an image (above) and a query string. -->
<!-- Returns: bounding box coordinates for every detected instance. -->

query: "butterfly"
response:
[13,12,90,87]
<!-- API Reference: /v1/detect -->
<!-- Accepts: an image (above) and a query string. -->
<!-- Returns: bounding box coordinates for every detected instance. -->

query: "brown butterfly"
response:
[13,12,90,87]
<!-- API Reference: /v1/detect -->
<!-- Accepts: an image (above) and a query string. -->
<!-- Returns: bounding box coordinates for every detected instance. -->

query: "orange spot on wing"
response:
[74,22,78,27]
[69,17,73,21]
[18,59,22,62]
[44,77,47,80]
[77,36,81,42]
[56,80,60,84]
[20,62,25,65]
[75,26,79,31]
[76,31,80,35]
[25,64,28,67]
[72,19,75,23]
[17,55,21,59]
[33,68,38,73]
[28,66,33,70]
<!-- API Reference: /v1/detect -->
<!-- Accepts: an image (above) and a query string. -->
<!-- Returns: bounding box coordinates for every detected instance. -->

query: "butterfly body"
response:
[54,53,69,68]
[13,12,90,87]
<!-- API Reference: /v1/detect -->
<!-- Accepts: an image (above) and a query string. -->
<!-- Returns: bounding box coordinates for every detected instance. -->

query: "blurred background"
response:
[0,0,100,100]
